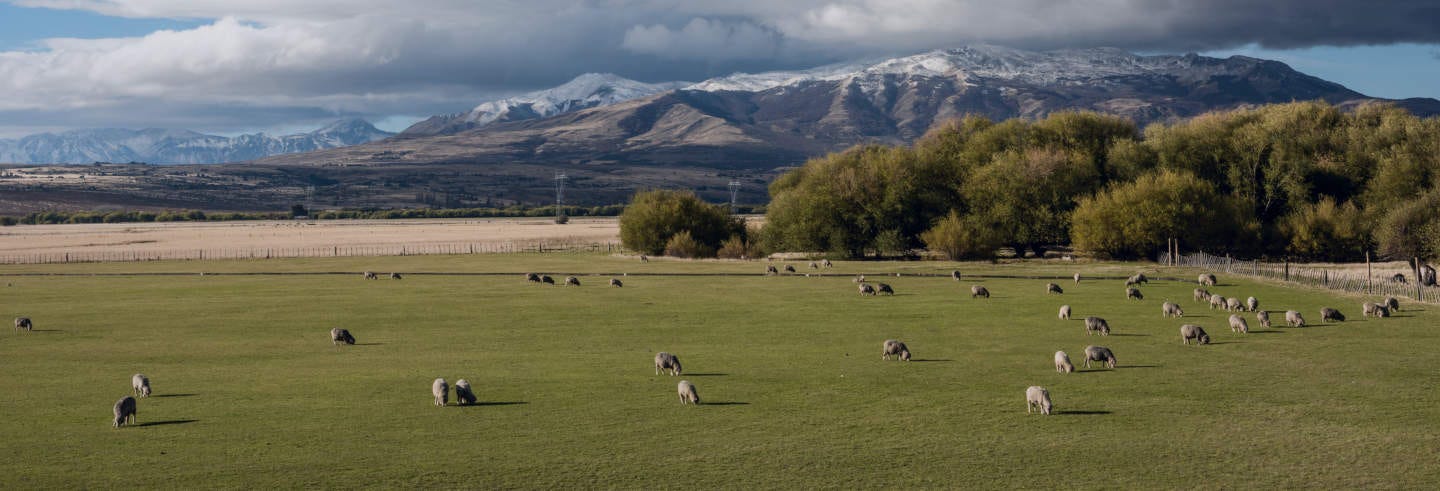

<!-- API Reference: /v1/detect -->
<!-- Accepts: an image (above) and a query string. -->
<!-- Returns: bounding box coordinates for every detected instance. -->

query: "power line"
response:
[554,172,569,216]
[728,179,741,214]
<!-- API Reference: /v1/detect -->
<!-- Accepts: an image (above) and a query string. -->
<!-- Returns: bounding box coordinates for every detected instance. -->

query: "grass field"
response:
[2,254,1438,489]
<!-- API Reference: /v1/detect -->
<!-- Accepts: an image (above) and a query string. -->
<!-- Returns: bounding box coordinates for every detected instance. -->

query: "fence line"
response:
[0,240,625,265]
[1163,251,1440,304]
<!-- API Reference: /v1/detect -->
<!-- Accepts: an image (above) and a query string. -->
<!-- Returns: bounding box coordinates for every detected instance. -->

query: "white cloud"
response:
[622,18,781,60]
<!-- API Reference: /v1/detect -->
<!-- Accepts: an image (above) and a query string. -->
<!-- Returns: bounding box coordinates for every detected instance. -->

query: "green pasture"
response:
[1,254,1437,488]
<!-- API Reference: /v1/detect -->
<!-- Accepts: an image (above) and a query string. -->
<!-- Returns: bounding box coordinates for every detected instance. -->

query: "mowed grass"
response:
[2,254,1439,489]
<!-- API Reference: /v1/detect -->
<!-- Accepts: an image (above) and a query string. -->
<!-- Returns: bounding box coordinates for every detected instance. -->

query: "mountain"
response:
[400,73,691,136]
[0,119,394,164]
[270,46,1439,171]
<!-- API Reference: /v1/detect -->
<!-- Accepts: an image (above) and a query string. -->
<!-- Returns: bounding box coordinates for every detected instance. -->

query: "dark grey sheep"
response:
[858,283,877,296]
[766,265,778,275]
[1054,351,1074,373]
[454,379,477,406]
[877,283,894,295]
[971,285,990,298]
[1385,297,1401,312]
[882,339,911,361]
[1193,288,1210,303]
[1046,283,1063,295]
[1375,305,1391,317]
[526,272,541,283]
[390,272,402,280]
[564,276,580,286]
[132,374,151,398]
[677,380,700,405]
[330,328,355,346]
[1126,287,1143,300]
[951,270,962,281]
[1285,310,1306,327]
[1083,345,1116,369]
[1257,310,1272,328]
[14,317,32,331]
[640,255,649,263]
[655,352,683,376]
[1084,316,1111,336]
[1199,273,1217,286]
[1162,301,1184,318]
[1180,324,1211,345]
[784,265,796,273]
[1321,307,1345,322]
[1026,386,1053,415]
[610,278,623,288]
[1228,314,1249,334]
[541,275,555,285]
[432,378,449,407]
[113,396,137,428]
[1058,305,1071,320]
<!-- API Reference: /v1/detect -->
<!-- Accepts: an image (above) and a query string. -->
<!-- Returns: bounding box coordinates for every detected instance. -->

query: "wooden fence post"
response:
[1366,251,1372,294]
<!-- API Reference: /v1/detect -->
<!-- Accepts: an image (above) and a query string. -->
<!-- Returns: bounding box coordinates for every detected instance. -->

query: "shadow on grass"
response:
[1120,365,1160,369]
[28,329,63,332]
[1058,410,1112,416]
[137,419,198,427]
[1247,330,1285,334]
[1206,341,1239,345]
[152,393,197,398]
[910,359,952,363]
[465,401,527,407]
[1108,333,1149,337]
[684,373,728,376]
[703,402,749,406]
[352,343,384,346]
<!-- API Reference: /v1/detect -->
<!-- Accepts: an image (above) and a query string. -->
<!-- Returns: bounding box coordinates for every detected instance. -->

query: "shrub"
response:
[619,189,742,257]
[920,211,1004,260]
[1071,169,1254,259]
[1279,197,1370,261]
[663,231,714,258]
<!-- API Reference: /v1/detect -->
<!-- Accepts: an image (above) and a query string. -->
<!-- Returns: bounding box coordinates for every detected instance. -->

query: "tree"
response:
[1071,169,1255,259]
[619,190,742,257]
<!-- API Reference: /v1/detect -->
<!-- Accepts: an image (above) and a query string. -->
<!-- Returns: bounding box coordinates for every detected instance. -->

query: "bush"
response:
[1071,169,1254,259]
[920,211,1003,260]
[663,231,714,258]
[1279,197,1369,261]
[1374,190,1440,261]
[619,189,742,257]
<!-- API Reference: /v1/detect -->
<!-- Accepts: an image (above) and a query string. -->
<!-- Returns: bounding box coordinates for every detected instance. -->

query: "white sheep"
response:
[1162,301,1184,318]
[677,380,700,405]
[1058,305,1071,320]
[1180,324,1211,345]
[1209,295,1227,310]
[858,283,877,296]
[1256,310,1272,328]
[1084,316,1110,336]
[1126,287,1143,300]
[1083,345,1116,369]
[454,379,477,406]
[1199,273,1217,286]
[14,317,33,331]
[1073,273,1081,284]
[1054,351,1074,373]
[882,340,912,361]
[655,352,683,376]
[112,396,137,428]
[971,285,990,298]
[1025,386,1053,415]
[1226,297,1243,312]
[432,378,449,407]
[131,374,151,398]
[330,328,356,346]
[1246,297,1259,312]
[1193,288,1210,303]
[1285,310,1306,327]
[1228,314,1249,334]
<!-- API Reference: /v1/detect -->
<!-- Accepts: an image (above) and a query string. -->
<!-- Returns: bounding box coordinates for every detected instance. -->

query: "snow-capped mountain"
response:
[400,73,690,136]
[0,119,393,164]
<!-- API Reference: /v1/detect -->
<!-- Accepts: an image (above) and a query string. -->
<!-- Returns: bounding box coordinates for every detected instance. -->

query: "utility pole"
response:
[728,179,742,214]
[554,172,568,218]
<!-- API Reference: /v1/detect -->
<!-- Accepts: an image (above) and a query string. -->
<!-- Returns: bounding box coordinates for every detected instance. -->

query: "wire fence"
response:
[0,240,626,265]
[1163,251,1440,303]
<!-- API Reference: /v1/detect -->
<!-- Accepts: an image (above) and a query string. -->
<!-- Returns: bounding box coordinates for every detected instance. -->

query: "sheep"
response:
[14,317,32,331]
[1226,297,1243,312]
[655,352,683,376]
[564,276,581,286]
[1375,305,1391,318]
[609,278,623,288]
[1228,314,1249,334]
[363,271,377,280]
[876,283,895,295]
[1209,295,1227,310]
[677,380,700,405]
[784,265,796,273]
[390,272,402,280]
[1321,307,1345,322]
[1180,324,1211,345]
[1256,310,1272,328]
[132,374,151,398]
[1362,302,1379,318]
[1125,273,1148,287]
[853,274,866,283]
[1058,305,1071,320]
[1054,351,1074,373]
[640,255,649,263]
[766,265,779,275]
[1082,345,1116,369]
[330,328,356,346]
[1391,273,1406,284]
[541,275,555,285]
[1084,316,1111,336]
[526,272,541,283]
[808,261,819,269]
[1246,296,1259,312]
[1073,273,1081,284]
[1162,301,1184,318]
[971,285,990,298]
[1025,386,1053,415]
[1385,296,1401,312]
[1126,287,1143,301]
[951,270,962,281]
[454,379,477,406]
[858,283,877,296]
[112,396,137,428]
[882,339,912,361]
[1199,273,1217,286]
[1285,310,1306,327]
[822,259,833,268]
[432,378,449,407]
[1193,288,1211,303]
[1046,283,1063,295]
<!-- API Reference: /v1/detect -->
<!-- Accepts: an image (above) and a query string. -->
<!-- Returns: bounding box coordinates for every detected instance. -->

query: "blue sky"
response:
[1,0,1439,138]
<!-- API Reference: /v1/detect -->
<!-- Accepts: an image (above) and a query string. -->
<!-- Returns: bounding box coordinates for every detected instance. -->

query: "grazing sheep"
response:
[766,265,779,275]
[1321,307,1345,322]
[1058,305,1072,320]
[1209,295,1227,310]
[877,283,895,295]
[951,270,962,281]
[808,261,819,269]
[858,283,877,296]
[655,352,683,376]
[541,275,555,285]
[1285,310,1306,327]
[1084,316,1111,336]
[390,272,402,280]
[822,259,833,268]
[1391,273,1406,284]
[882,339,912,361]
[1082,346,1116,369]
[1257,310,1272,329]
[1193,288,1211,303]
[330,328,355,346]
[564,276,581,286]
[1375,305,1391,318]
[1054,351,1074,373]
[1025,386,1053,415]
[640,255,649,263]
[1126,287,1143,301]
[14,317,32,331]
[1246,296,1259,312]
[1125,273,1148,287]
[1199,273,1217,286]
[363,271,377,280]
[1226,297,1243,312]
[1229,314,1249,334]
[1362,302,1380,317]
[1180,324,1211,345]
[677,380,700,405]
[1162,301,1184,318]
[526,272,541,283]
[1385,297,1401,312]
[1073,273,1081,284]
[112,396,137,428]
[853,274,866,283]
[1046,283,1063,295]
[971,285,990,298]
[784,265,796,273]
[432,378,449,407]
[132,374,151,398]
[609,278,623,288]
[454,379,477,406]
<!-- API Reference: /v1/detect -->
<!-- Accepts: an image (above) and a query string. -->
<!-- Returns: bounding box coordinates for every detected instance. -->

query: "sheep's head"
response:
[1199,334,1211,345]
[141,385,151,397]
[900,350,912,361]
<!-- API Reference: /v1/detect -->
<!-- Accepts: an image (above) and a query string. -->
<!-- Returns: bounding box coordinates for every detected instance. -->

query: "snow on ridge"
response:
[464,73,690,125]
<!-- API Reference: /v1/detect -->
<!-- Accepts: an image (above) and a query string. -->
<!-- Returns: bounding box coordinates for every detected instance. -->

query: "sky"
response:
[1,0,1439,138]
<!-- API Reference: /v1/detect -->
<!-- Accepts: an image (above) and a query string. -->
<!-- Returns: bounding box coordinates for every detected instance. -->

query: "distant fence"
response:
[1164,251,1440,303]
[0,240,625,265]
